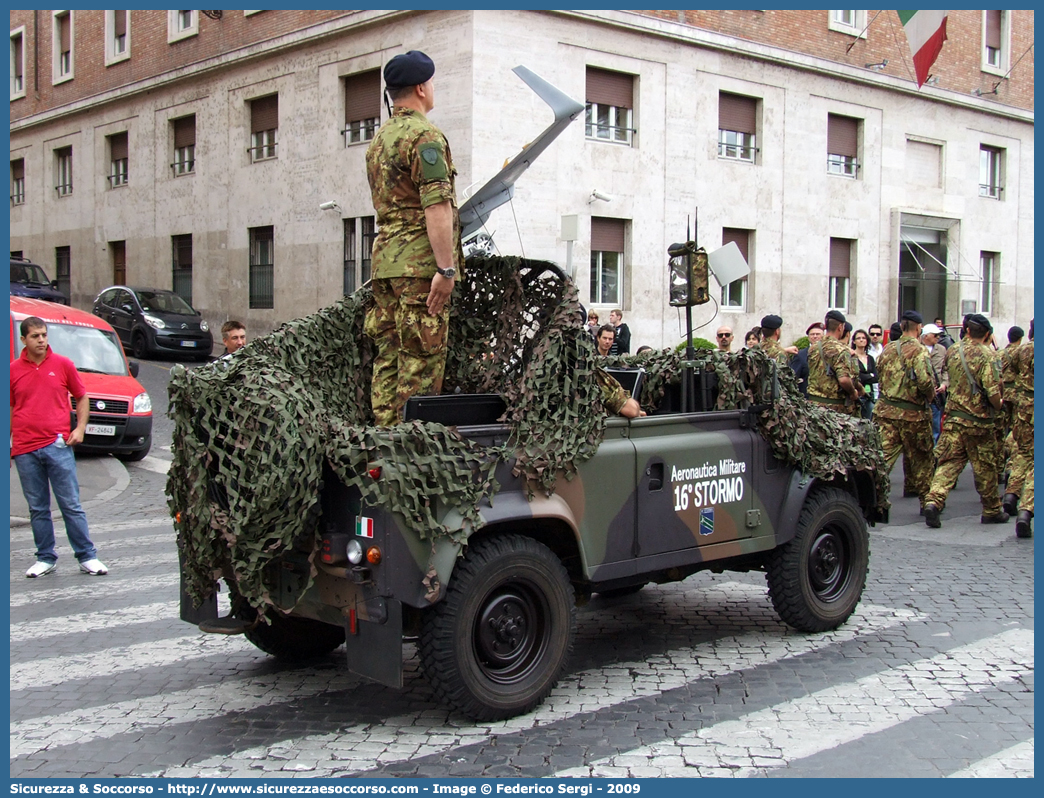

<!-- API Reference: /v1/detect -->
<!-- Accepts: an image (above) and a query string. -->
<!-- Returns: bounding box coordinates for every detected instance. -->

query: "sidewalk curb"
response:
[9,456,129,529]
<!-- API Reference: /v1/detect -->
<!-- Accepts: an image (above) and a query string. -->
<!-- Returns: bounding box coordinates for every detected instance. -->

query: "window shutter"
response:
[985,10,1002,49]
[109,132,128,161]
[718,93,756,134]
[829,238,852,278]
[721,228,750,262]
[827,114,858,157]
[12,159,24,181]
[586,67,633,109]
[345,70,381,125]
[114,10,127,37]
[591,217,625,252]
[59,14,71,51]
[174,115,196,148]
[251,94,278,132]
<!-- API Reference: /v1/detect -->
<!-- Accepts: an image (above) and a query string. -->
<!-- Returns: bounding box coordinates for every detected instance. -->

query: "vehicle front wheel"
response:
[131,332,149,360]
[766,486,869,632]
[240,606,345,661]
[116,441,151,462]
[419,534,576,721]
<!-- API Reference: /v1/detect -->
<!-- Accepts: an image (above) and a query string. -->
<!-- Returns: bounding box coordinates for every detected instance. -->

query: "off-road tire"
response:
[240,607,345,662]
[131,332,149,360]
[419,534,576,721]
[766,487,869,632]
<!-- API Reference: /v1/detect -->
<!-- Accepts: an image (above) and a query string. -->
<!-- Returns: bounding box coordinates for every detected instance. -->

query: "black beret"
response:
[825,309,846,324]
[890,322,903,339]
[384,50,435,90]
[901,309,923,324]
[1007,325,1025,343]
[843,321,853,334]
[965,313,993,333]
[760,314,783,331]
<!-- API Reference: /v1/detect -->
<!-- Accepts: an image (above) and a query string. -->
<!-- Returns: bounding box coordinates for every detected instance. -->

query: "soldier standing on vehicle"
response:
[364,50,462,426]
[807,310,862,416]
[873,310,936,512]
[923,314,1008,528]
[757,314,793,366]
[1002,320,1033,538]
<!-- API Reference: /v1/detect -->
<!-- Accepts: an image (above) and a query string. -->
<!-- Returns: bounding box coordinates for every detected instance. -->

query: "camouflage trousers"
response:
[924,420,1002,515]
[1018,468,1034,514]
[1006,401,1034,511]
[364,277,449,427]
[876,415,935,504]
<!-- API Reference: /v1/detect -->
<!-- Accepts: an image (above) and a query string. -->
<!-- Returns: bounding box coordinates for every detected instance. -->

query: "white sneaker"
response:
[25,561,57,578]
[79,558,109,576]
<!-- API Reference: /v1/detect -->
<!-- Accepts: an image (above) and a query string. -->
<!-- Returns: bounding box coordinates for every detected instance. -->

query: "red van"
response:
[10,297,153,461]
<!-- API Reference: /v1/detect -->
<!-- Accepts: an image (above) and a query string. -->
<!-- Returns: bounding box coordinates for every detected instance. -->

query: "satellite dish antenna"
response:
[707,241,750,286]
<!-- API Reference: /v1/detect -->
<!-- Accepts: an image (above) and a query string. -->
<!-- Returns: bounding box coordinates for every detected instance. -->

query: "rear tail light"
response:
[366,546,382,565]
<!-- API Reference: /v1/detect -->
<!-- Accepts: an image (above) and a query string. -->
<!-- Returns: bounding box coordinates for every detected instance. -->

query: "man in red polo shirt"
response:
[11,316,108,577]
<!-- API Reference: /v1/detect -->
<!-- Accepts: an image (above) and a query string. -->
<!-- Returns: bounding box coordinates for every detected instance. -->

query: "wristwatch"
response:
[435,266,456,279]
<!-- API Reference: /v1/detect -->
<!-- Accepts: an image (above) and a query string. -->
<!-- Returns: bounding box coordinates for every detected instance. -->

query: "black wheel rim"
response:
[473,581,548,685]
[807,525,851,602]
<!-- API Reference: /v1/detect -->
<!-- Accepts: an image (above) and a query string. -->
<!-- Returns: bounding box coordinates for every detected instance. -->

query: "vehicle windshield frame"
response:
[11,262,52,285]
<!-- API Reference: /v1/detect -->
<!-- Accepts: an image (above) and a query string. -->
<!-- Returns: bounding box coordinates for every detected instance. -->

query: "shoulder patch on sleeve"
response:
[418,142,448,181]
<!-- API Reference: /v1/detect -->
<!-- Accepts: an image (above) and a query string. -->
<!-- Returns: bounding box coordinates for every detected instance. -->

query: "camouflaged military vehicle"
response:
[171,67,886,722]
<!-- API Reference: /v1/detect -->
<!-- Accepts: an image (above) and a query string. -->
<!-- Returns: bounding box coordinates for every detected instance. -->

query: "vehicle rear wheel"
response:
[419,534,576,721]
[766,487,869,632]
[239,606,345,661]
[131,332,149,360]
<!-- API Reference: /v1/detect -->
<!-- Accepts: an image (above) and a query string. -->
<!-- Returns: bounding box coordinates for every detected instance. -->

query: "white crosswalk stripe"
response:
[554,628,1034,778]
[9,550,178,586]
[947,738,1034,778]
[127,455,172,476]
[9,516,173,542]
[10,572,179,607]
[12,531,176,559]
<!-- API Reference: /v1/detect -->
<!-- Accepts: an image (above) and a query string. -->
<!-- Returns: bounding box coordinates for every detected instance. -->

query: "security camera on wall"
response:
[319,200,340,211]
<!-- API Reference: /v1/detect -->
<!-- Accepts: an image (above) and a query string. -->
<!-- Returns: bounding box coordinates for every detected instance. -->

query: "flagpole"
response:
[845,10,885,54]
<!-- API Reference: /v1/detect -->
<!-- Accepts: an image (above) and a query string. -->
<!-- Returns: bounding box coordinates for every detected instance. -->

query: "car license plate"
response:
[180,340,195,347]
[86,423,116,436]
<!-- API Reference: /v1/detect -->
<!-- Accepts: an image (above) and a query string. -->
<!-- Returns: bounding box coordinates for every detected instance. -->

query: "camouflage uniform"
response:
[872,335,936,506]
[1005,340,1034,512]
[924,338,1004,515]
[998,341,1021,470]
[807,337,860,416]
[594,368,629,415]
[364,106,463,426]
[759,337,790,366]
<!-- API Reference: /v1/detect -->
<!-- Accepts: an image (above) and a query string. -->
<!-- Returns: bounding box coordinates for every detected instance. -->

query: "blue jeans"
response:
[14,441,97,564]
[931,403,942,442]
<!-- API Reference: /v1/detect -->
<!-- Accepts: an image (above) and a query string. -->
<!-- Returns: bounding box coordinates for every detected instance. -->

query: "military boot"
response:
[980,510,1010,524]
[1002,492,1019,516]
[923,503,941,529]
[1015,510,1033,539]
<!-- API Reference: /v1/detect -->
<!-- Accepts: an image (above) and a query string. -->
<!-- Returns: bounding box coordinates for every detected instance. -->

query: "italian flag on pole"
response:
[898,10,949,88]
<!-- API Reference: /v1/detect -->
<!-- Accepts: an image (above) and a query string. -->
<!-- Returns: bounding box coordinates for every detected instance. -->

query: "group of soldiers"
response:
[757,309,1034,538]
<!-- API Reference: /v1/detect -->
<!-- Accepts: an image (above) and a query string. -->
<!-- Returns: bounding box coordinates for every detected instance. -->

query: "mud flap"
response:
[344,597,403,688]
[179,549,218,624]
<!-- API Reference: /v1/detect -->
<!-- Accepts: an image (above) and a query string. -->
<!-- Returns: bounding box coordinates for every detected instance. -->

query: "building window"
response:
[829,238,854,312]
[171,234,193,305]
[108,132,129,188]
[104,10,129,65]
[168,10,198,43]
[979,145,1003,199]
[55,245,71,299]
[590,217,625,305]
[172,115,196,175]
[828,10,866,35]
[980,251,997,315]
[827,113,860,177]
[343,217,376,295]
[11,159,25,205]
[249,95,278,162]
[110,240,126,285]
[10,27,26,99]
[52,11,73,83]
[249,226,274,309]
[720,228,751,310]
[585,67,635,146]
[54,146,73,196]
[983,10,1008,72]
[344,70,381,146]
[718,92,757,162]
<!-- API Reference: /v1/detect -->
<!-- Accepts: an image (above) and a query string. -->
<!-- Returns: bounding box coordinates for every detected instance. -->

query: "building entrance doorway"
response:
[898,226,948,323]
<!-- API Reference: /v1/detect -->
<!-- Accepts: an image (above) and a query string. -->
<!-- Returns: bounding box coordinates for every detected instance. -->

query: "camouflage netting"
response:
[167,255,888,614]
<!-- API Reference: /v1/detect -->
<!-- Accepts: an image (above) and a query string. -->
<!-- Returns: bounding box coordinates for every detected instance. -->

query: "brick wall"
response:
[634,10,1033,111]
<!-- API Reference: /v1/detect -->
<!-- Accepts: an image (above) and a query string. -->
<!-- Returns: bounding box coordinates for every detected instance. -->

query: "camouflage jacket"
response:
[594,368,629,415]
[1000,341,1021,396]
[1011,340,1034,411]
[808,337,857,402]
[759,337,790,366]
[944,338,1001,425]
[365,107,463,280]
[874,335,935,421]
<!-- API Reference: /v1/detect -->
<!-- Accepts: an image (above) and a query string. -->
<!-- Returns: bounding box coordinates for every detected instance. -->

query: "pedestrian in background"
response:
[744,327,762,350]
[920,323,948,442]
[220,320,247,356]
[851,328,878,420]
[10,316,108,577]
[595,324,615,357]
[867,323,885,359]
[585,310,600,342]
[715,325,734,353]
[609,309,631,355]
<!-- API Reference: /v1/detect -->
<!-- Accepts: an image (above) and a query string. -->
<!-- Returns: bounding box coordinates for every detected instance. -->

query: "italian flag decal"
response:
[898,10,949,88]
[356,517,374,538]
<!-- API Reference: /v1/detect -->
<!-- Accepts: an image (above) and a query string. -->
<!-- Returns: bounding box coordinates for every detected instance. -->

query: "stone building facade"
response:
[10,10,1034,348]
